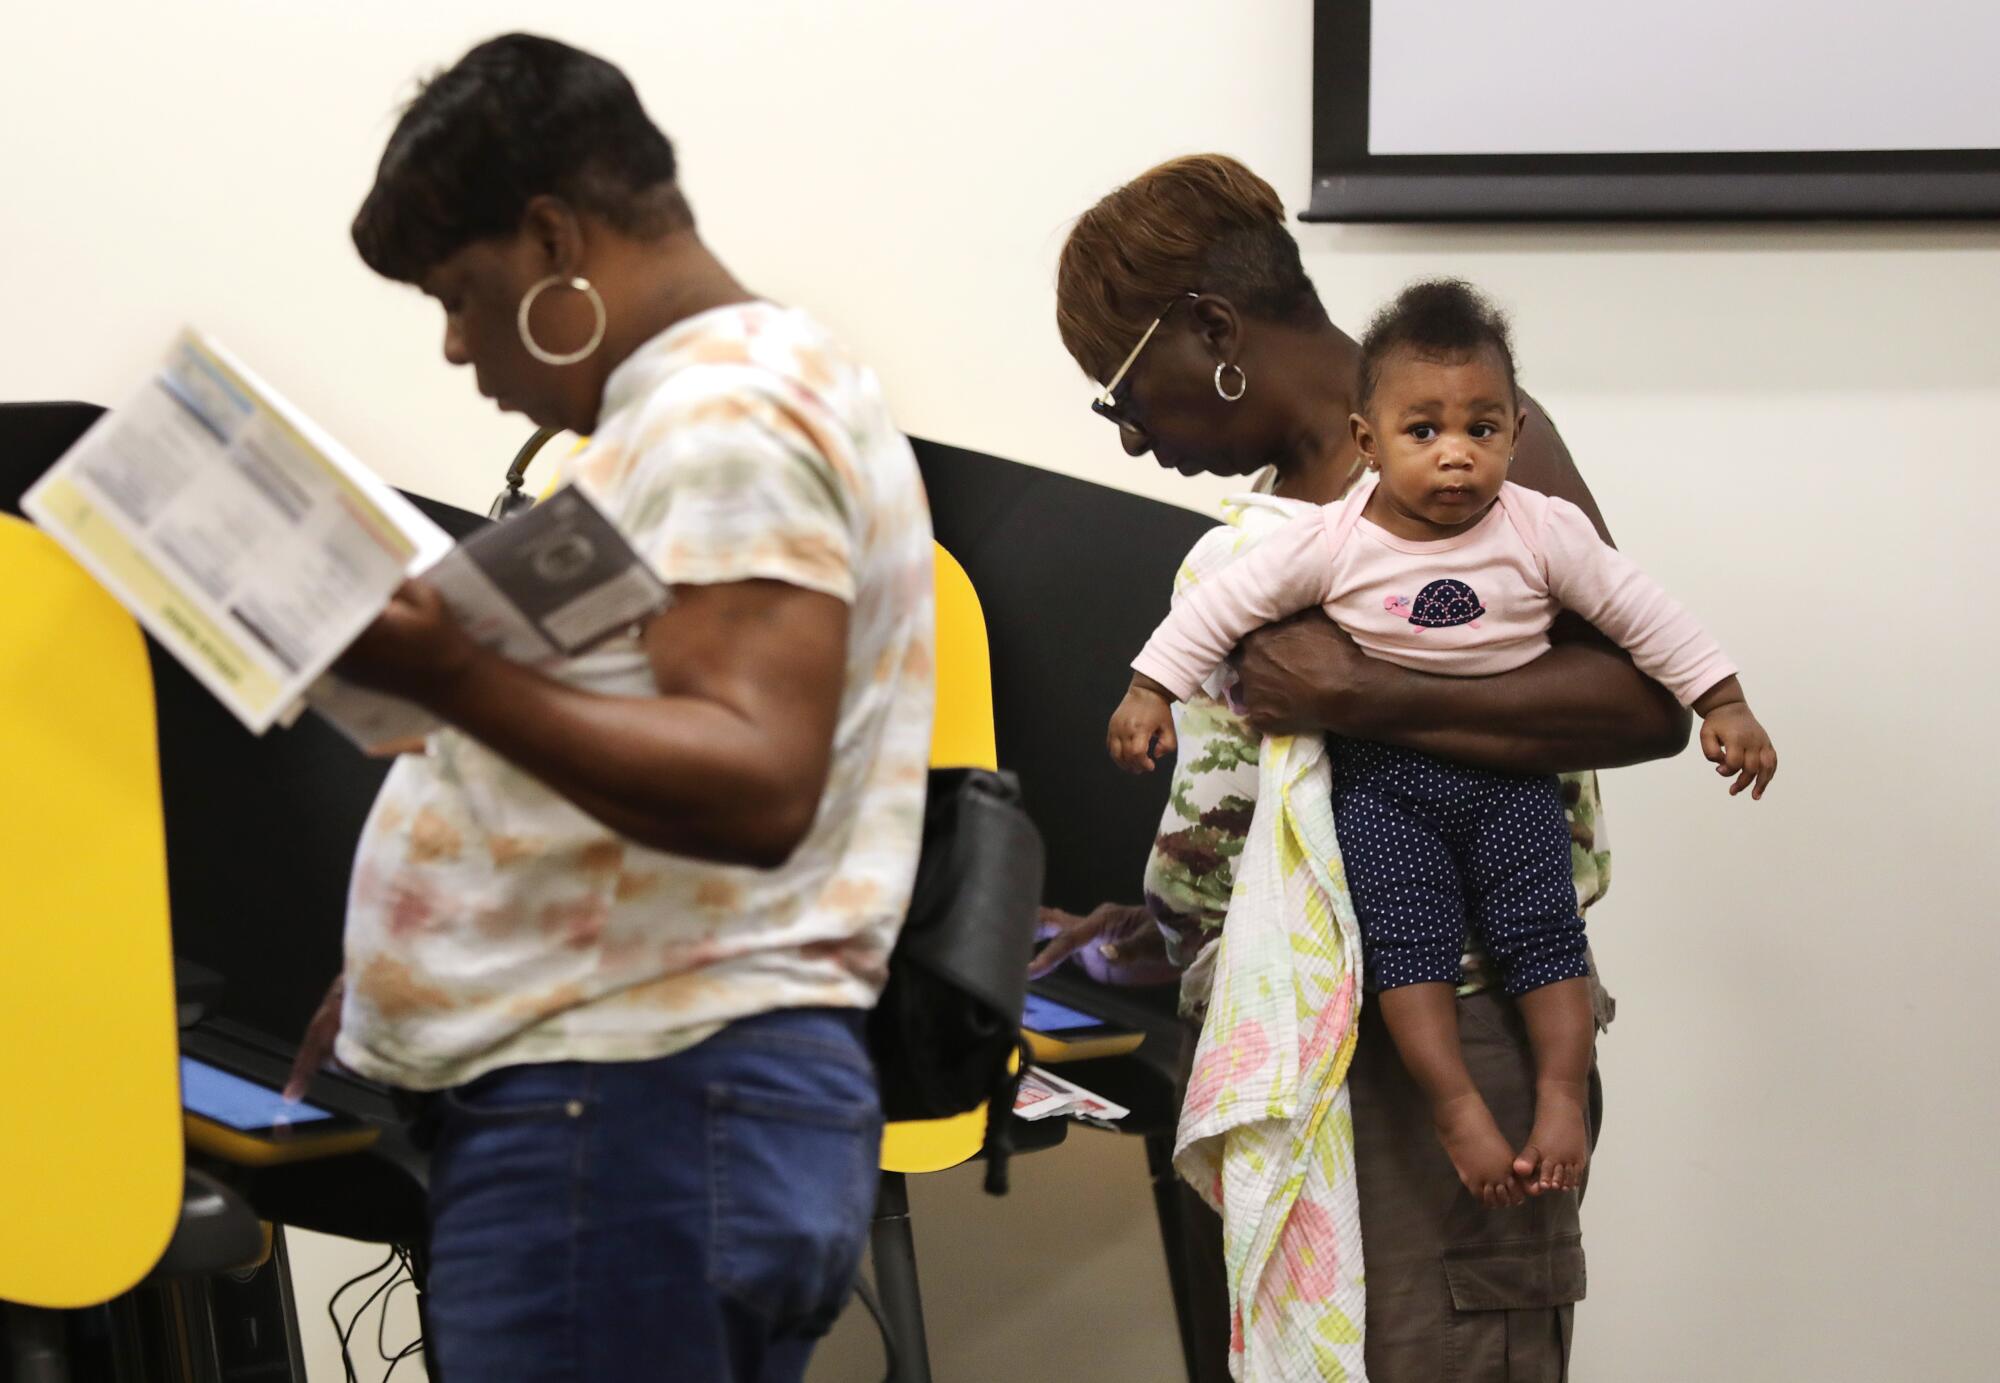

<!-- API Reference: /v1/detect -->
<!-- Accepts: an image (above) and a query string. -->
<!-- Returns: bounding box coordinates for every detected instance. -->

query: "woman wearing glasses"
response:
[1040,155,1688,1381]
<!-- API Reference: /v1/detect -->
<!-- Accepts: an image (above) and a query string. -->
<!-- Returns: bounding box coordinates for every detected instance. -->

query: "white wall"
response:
[7,3,1996,1379]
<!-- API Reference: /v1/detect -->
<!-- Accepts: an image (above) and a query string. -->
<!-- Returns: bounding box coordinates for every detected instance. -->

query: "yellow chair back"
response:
[0,516,181,1307]
[877,543,1003,1174]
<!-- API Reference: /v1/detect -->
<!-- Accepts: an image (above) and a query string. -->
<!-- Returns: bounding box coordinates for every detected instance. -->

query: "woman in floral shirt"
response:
[1040,155,1683,1382]
[290,36,931,1383]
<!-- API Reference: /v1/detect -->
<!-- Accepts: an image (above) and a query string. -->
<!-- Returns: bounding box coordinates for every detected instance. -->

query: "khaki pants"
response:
[1174,989,1599,1381]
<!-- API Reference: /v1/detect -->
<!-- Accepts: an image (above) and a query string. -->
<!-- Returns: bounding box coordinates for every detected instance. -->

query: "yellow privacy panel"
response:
[881,542,1001,1175]
[0,517,181,1307]
[925,544,996,773]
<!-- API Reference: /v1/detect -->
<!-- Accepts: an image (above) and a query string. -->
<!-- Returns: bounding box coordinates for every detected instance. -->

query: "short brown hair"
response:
[1055,154,1324,383]
[354,34,691,284]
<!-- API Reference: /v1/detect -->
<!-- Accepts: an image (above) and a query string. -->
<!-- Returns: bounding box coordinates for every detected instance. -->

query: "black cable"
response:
[328,1252,397,1383]
[850,1273,898,1383]
[341,1274,404,1373]
[326,1250,398,1383]
[375,1247,411,1362]
[325,1243,430,1383]
[338,1263,408,1381]
[377,1244,425,1381]
[381,1337,424,1383]
[376,1274,410,1362]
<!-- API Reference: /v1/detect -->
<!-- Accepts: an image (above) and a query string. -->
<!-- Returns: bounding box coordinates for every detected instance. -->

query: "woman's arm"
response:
[1031,693,1255,979]
[1029,903,1158,978]
[1231,611,1689,775]
[336,576,848,867]
[1511,393,1612,545]
[1231,401,1691,775]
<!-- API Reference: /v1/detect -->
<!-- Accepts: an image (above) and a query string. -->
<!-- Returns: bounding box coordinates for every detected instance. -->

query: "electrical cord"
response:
[381,1335,425,1382]
[328,1245,426,1383]
[851,1273,898,1383]
[339,1268,407,1377]
[376,1267,410,1362]
[375,1246,425,1378]
[327,1250,399,1383]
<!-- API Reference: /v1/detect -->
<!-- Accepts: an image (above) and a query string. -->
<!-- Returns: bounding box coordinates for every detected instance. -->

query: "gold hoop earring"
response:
[1213,361,1247,402]
[517,276,607,366]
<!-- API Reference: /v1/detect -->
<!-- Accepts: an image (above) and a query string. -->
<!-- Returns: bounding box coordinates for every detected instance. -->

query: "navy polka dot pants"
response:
[1331,739,1589,997]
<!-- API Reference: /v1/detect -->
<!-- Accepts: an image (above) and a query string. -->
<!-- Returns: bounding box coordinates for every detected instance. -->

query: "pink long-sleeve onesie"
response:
[1133,474,1735,708]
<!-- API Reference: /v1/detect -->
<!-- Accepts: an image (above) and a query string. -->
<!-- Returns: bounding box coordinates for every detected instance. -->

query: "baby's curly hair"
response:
[1357,279,1518,411]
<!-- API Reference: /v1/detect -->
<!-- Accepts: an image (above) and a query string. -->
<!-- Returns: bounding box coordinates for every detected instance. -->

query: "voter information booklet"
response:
[25,329,667,751]
[310,485,671,748]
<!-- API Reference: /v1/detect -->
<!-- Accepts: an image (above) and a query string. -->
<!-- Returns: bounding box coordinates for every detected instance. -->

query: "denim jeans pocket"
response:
[441,1065,593,1126]
[706,1082,882,1334]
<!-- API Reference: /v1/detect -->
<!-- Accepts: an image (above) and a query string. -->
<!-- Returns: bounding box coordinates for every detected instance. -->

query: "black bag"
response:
[866,767,1044,1193]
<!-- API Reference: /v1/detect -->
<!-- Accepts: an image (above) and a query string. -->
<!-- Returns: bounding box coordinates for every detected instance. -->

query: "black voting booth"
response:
[1,407,1219,1381]
[1,402,485,1381]
[910,438,1213,919]
[0,403,486,1246]
[911,438,1220,1382]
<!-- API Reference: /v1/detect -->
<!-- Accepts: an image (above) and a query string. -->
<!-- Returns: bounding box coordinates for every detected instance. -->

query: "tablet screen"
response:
[1022,993,1113,1033]
[181,1055,335,1130]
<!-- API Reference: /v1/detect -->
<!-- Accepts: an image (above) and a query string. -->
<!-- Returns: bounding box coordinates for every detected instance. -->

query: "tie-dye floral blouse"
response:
[337,303,935,1092]
[1143,482,1613,1016]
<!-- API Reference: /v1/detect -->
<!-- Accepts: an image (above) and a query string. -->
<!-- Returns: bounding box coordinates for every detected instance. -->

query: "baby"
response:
[1110,279,1776,1204]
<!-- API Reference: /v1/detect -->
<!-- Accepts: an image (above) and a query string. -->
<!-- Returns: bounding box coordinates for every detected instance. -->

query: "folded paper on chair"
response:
[1012,1065,1130,1124]
[23,329,666,751]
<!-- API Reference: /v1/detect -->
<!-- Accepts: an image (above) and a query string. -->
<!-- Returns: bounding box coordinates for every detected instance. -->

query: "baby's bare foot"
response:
[1514,1080,1591,1195]
[1434,1092,1525,1209]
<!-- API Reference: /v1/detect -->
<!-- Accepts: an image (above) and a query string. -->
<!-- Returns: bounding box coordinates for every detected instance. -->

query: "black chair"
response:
[911,436,1219,1382]
[0,402,103,514]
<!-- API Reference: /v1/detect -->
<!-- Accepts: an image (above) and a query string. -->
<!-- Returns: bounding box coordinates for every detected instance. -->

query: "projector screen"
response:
[1307,0,2000,221]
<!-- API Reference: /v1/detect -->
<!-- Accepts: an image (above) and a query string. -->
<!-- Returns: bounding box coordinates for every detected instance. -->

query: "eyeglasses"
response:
[1090,292,1199,426]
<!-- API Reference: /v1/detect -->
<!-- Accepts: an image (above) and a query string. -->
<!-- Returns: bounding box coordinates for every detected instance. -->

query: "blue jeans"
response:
[421,1008,882,1383]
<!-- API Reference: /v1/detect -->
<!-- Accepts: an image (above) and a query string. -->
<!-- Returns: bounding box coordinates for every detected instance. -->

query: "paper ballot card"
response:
[23,330,451,732]
[25,329,669,752]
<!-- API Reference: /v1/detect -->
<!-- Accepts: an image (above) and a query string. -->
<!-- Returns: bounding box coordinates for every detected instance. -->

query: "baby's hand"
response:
[1107,684,1177,774]
[1700,702,1778,800]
